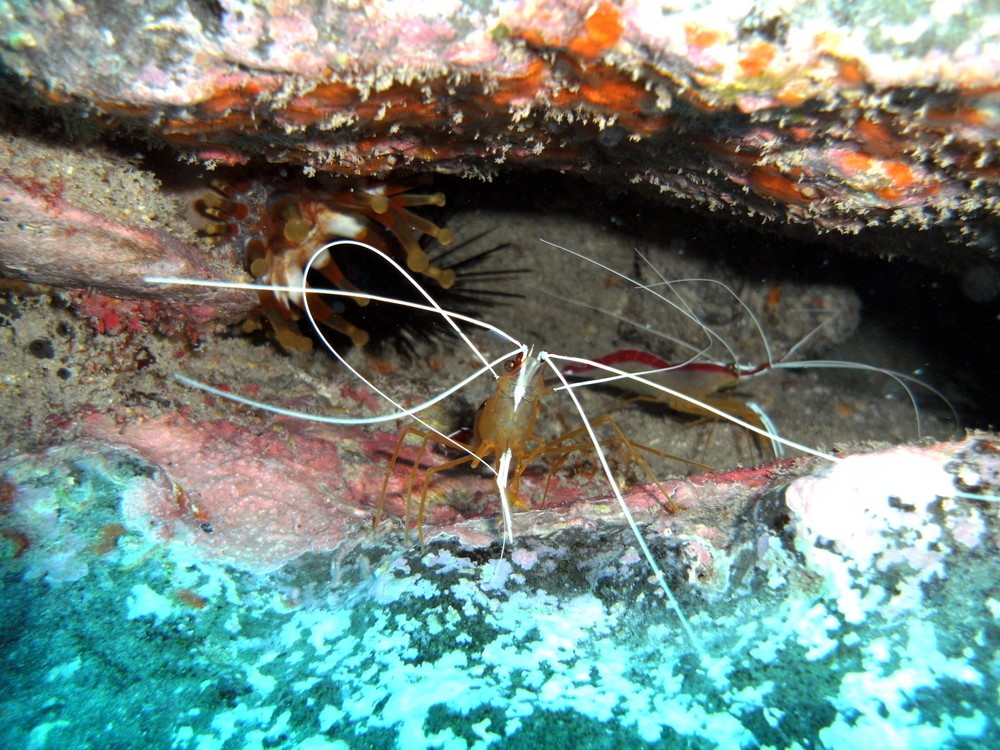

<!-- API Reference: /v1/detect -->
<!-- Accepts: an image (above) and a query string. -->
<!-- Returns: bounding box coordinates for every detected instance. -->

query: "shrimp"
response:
[539,239,963,460]
[561,350,785,458]
[374,346,714,546]
[375,346,550,547]
[146,237,997,665]
[148,238,831,659]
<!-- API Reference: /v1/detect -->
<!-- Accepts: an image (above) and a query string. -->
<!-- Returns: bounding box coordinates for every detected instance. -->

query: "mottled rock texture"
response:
[1,0,998,267]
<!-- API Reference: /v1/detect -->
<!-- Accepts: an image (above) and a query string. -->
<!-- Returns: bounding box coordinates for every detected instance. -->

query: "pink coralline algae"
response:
[0,395,794,576]
[82,412,369,574]
[76,407,597,573]
[8,376,995,584]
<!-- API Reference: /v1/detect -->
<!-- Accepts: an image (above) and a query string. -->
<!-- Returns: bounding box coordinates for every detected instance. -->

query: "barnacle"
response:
[193,172,465,352]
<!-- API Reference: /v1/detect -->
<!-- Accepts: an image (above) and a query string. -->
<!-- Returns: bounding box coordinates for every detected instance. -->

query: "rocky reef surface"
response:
[0,437,997,747]
[1,0,998,266]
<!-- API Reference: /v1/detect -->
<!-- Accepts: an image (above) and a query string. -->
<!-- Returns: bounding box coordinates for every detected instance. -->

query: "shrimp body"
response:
[379,347,553,546]
[562,349,779,456]
[562,349,740,401]
[471,348,548,487]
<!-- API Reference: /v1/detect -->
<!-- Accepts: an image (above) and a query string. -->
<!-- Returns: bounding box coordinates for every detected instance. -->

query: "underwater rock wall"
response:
[1,0,998,265]
[0,134,255,314]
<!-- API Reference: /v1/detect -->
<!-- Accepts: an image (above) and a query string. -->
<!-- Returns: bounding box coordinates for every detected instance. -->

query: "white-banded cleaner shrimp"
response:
[146,236,998,667]
[148,238,867,659]
[533,238,967,466]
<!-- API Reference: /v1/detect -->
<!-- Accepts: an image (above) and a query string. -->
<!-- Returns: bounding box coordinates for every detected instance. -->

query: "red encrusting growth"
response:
[91,523,128,555]
[3,0,994,250]
[738,41,776,79]
[747,165,815,206]
[567,2,623,58]
[174,588,208,609]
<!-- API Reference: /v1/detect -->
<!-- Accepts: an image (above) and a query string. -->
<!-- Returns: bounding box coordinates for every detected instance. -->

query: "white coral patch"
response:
[125,583,176,623]
[785,448,958,623]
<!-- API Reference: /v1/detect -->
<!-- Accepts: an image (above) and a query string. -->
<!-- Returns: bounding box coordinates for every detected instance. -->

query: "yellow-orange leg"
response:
[604,394,778,461]
[376,425,483,546]
[661,395,778,459]
[525,414,715,513]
